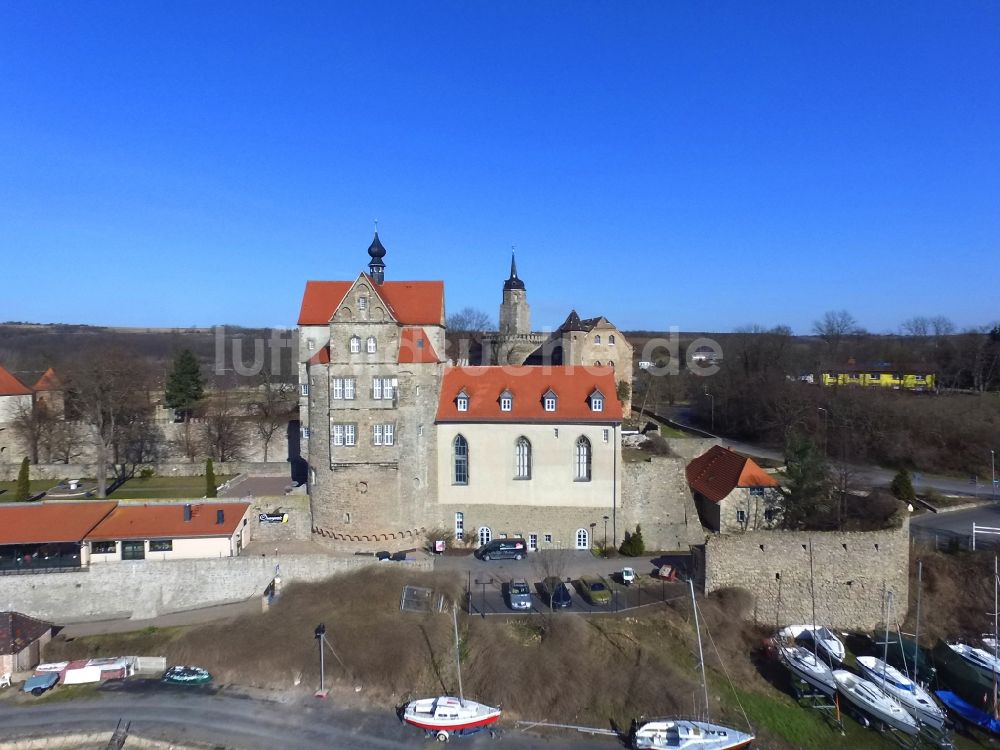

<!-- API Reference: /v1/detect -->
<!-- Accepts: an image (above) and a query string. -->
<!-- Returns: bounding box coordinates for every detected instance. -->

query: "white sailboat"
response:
[631,580,755,750]
[833,669,920,735]
[777,624,846,665]
[947,642,1000,679]
[776,643,836,696]
[856,656,944,728]
[402,606,501,741]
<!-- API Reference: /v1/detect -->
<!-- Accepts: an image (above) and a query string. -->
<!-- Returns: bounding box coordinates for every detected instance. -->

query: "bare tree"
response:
[66,348,155,497]
[172,419,202,462]
[46,420,82,464]
[10,400,56,464]
[247,369,294,461]
[930,316,956,337]
[446,307,493,332]
[901,316,930,337]
[201,385,250,462]
[813,310,862,357]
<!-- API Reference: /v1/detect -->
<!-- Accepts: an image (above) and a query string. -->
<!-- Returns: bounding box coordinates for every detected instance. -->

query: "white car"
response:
[621,567,636,586]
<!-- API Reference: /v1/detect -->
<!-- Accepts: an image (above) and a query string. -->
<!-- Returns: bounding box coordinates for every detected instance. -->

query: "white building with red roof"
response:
[435,366,623,551]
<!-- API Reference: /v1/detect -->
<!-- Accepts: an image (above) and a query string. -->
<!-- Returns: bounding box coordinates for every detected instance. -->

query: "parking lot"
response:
[434,550,694,616]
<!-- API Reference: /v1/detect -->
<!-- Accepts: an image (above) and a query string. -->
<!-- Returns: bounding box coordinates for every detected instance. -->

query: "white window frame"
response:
[373,378,382,400]
[457,396,469,412]
[344,378,355,399]
[575,436,592,481]
[737,509,748,524]
[514,437,531,479]
[307,339,315,351]
[455,512,465,541]
[300,383,309,396]
[384,423,394,445]
[478,526,492,546]
[301,426,311,439]
[592,397,603,412]
[373,424,383,446]
[500,396,512,412]
[367,336,376,353]
[544,533,552,544]
[528,533,538,551]
[453,434,469,485]
[359,296,367,310]
[344,424,356,446]
[332,424,345,446]
[575,528,589,549]
[350,336,361,353]
[544,397,556,412]
[332,379,344,400]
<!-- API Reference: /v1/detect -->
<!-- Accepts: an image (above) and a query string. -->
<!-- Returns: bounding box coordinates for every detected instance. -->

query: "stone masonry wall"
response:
[703,516,910,631]
[620,457,704,551]
[0,461,290,482]
[1,553,432,622]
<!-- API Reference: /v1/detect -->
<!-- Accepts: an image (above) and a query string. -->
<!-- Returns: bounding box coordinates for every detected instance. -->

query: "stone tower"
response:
[498,253,530,336]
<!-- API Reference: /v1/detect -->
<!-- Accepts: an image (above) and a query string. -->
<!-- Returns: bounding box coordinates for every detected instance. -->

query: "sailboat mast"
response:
[881,591,892,693]
[689,578,711,721]
[452,605,465,706]
[993,555,998,718]
[913,560,922,685]
[809,538,819,659]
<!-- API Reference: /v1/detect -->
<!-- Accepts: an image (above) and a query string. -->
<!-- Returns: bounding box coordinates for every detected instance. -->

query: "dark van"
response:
[475,538,527,561]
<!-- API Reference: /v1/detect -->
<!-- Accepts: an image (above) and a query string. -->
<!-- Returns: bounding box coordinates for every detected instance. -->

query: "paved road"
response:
[662,407,999,499]
[0,682,602,749]
[910,501,1000,541]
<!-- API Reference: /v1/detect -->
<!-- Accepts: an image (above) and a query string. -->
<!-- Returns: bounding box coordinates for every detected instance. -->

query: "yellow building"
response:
[820,365,936,392]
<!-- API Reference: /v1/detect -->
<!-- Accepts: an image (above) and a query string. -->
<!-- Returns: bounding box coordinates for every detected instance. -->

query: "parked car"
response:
[22,672,59,697]
[475,538,527,561]
[654,564,680,582]
[508,579,532,610]
[542,576,572,608]
[580,577,611,605]
[621,567,636,586]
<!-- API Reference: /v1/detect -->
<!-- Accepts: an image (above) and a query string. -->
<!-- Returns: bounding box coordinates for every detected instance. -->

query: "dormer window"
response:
[456,389,469,412]
[543,389,557,412]
[589,389,605,413]
[594,335,601,345]
[500,390,513,412]
[350,336,361,354]
[359,296,367,310]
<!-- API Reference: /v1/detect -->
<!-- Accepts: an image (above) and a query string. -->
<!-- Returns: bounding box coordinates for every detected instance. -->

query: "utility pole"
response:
[704,389,715,433]
[602,515,609,558]
[992,449,996,501]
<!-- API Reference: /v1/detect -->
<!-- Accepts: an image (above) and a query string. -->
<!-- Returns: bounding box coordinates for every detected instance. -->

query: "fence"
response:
[910,524,1000,552]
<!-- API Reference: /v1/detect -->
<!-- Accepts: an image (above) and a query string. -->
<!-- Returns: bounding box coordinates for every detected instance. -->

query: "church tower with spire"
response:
[498,252,530,336]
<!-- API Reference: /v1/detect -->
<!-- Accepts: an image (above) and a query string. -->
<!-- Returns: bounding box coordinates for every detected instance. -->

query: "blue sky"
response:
[1,2,997,333]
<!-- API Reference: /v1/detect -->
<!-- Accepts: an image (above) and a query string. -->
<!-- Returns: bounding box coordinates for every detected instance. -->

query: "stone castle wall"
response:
[703,516,910,631]
[620,456,704,551]
[1,553,432,623]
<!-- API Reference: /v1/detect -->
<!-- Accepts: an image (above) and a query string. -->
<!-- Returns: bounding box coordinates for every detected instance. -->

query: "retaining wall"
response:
[703,516,910,630]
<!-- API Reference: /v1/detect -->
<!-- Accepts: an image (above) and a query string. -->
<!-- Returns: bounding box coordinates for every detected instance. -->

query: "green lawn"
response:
[110,475,234,500]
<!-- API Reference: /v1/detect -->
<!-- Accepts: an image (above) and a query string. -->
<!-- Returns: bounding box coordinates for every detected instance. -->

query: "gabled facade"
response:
[434,366,623,551]
[686,445,782,533]
[298,233,446,539]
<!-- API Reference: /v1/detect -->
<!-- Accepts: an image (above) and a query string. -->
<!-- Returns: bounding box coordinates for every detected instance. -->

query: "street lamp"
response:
[590,522,596,552]
[602,515,609,558]
[817,407,829,456]
[992,449,996,501]
[314,623,326,693]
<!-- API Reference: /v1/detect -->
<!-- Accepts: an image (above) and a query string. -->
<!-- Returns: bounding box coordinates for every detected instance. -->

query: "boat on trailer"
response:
[947,642,1000,680]
[776,642,836,696]
[402,697,501,739]
[777,624,845,665]
[833,669,919,735]
[935,690,1000,736]
[631,719,754,750]
[856,656,945,728]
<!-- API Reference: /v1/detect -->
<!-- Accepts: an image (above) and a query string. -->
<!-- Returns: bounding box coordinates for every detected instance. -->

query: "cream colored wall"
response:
[436,422,621,509]
[0,393,31,423]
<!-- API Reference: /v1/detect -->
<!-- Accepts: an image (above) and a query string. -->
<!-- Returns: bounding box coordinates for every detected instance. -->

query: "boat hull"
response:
[833,670,919,736]
[778,645,836,696]
[402,697,501,734]
[631,719,754,750]
[856,657,944,729]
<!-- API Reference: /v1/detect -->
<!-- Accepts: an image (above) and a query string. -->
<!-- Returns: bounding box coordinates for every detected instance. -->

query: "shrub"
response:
[205,458,217,498]
[139,467,155,480]
[619,525,646,556]
[15,457,30,501]
[891,469,916,504]
[424,527,455,552]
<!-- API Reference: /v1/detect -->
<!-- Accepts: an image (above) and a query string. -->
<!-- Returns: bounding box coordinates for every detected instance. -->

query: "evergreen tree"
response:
[891,469,916,504]
[630,524,645,555]
[15,456,30,501]
[781,432,832,529]
[205,458,217,498]
[165,349,205,415]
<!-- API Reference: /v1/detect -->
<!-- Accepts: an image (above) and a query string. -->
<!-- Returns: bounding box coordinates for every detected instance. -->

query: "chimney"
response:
[216,509,224,525]
[184,504,192,522]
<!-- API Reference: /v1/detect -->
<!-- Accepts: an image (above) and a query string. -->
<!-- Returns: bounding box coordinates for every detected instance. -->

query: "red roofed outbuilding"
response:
[686,445,782,533]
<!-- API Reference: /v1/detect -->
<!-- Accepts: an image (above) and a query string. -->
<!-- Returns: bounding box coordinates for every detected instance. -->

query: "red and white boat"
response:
[402,696,501,737]
[402,606,502,741]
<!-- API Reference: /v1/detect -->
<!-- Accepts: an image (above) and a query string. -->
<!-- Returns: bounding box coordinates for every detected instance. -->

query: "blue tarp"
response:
[936,690,1000,734]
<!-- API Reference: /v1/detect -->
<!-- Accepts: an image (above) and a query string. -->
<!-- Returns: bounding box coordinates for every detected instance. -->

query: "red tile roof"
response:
[436,366,623,423]
[0,365,32,397]
[297,277,444,326]
[399,327,441,364]
[1,611,52,656]
[0,502,118,545]
[685,445,780,503]
[33,368,62,391]
[308,345,330,365]
[85,502,250,541]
